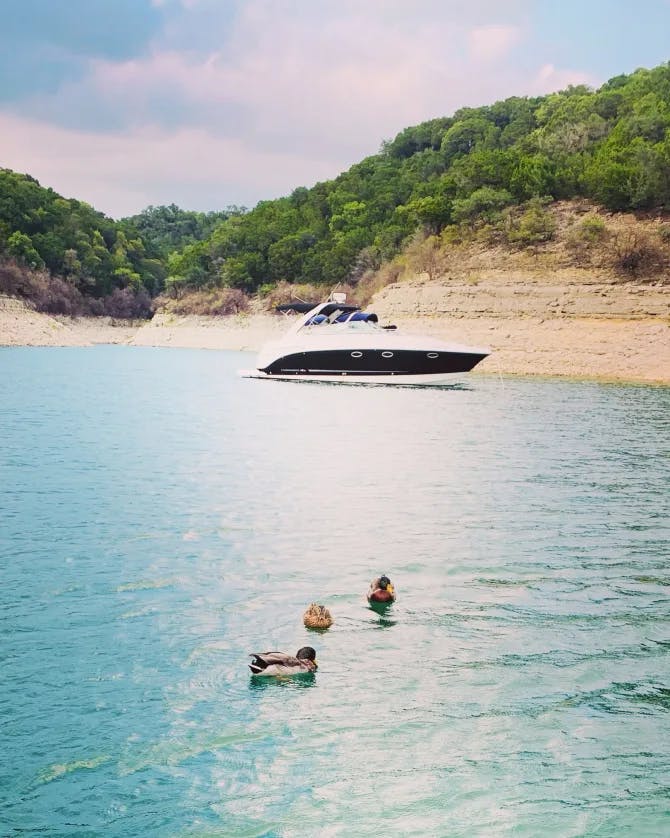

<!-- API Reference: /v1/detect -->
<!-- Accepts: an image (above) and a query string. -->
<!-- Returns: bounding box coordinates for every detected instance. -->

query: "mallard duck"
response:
[367,575,396,603]
[249,646,317,676]
[303,603,333,629]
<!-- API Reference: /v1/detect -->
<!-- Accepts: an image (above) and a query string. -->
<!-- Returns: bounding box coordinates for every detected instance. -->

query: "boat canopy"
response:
[276,302,319,314]
[276,301,362,317]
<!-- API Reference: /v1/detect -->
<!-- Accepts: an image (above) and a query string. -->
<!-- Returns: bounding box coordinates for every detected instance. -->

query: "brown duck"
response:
[367,575,396,603]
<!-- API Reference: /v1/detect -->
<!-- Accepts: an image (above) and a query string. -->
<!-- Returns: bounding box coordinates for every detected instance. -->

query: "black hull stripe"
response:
[261,349,487,376]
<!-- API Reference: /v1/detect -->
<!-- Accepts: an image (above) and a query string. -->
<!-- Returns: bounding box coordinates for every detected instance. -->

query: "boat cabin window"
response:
[302,308,379,327]
[305,313,328,325]
[334,311,379,324]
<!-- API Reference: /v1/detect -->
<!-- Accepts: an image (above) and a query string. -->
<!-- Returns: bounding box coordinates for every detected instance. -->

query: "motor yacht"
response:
[239,292,489,386]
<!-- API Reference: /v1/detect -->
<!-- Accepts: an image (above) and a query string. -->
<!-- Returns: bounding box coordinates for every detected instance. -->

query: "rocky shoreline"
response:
[1,277,669,385]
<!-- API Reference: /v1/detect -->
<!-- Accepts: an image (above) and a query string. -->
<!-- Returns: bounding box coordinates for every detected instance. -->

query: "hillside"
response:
[0,173,241,316]
[1,62,670,319]
[159,63,670,296]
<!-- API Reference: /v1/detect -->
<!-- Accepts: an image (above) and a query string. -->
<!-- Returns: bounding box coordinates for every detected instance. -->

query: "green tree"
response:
[441,117,499,161]
[7,231,45,268]
[451,187,514,225]
[506,198,556,246]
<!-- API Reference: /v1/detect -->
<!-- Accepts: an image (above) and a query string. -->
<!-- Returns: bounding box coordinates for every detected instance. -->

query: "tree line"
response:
[0,171,239,314]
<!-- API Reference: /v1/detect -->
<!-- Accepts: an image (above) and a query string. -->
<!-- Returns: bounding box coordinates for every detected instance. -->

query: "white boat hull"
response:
[239,295,490,387]
[238,369,469,386]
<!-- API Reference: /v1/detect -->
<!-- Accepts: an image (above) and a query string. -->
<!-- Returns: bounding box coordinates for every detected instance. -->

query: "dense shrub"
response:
[451,187,514,225]
[103,287,153,318]
[563,214,609,264]
[0,259,154,317]
[1,261,84,314]
[504,198,557,246]
[402,233,446,280]
[354,260,404,306]
[578,214,609,242]
[611,231,666,278]
[259,281,336,310]
[156,287,250,316]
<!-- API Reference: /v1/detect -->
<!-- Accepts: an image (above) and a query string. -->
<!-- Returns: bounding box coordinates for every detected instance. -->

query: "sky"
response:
[0,0,668,219]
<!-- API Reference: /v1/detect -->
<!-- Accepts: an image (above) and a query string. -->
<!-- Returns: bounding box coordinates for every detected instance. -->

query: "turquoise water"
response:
[1,346,668,837]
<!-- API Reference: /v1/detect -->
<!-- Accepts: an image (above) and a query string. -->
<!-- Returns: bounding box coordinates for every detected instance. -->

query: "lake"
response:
[1,346,668,837]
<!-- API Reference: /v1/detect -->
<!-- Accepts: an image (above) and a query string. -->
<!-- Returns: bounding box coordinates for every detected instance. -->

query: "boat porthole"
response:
[427,352,439,359]
[351,351,363,358]
[381,351,394,358]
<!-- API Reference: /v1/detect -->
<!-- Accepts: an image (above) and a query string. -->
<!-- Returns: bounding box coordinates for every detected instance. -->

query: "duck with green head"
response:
[367,575,396,604]
[248,646,318,676]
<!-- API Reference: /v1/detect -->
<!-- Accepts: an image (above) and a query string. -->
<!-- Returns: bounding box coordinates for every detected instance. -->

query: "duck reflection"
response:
[367,601,397,627]
[248,672,316,691]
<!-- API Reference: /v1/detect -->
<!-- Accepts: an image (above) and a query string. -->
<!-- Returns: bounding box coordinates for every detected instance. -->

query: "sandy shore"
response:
[131,312,289,351]
[370,274,670,384]
[0,296,139,347]
[2,277,669,385]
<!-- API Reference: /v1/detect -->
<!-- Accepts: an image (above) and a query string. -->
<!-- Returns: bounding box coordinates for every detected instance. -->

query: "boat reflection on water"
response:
[239,292,490,387]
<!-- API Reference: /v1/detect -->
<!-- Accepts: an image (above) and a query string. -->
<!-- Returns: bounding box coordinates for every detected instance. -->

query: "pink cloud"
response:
[0,112,338,217]
[468,25,522,62]
[1,1,601,214]
[529,63,597,94]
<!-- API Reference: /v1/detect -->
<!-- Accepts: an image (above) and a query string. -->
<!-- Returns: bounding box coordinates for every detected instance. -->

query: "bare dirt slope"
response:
[369,272,669,383]
[0,295,138,346]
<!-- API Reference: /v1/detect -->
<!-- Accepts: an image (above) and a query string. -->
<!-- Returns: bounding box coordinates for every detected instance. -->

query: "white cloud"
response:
[1,1,600,215]
[0,112,338,217]
[530,63,595,94]
[468,25,522,62]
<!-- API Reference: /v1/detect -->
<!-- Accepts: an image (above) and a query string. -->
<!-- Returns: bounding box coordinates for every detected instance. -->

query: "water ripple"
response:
[1,348,668,837]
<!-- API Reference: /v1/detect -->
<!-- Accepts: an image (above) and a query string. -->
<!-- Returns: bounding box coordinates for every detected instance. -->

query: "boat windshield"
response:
[303,310,379,327]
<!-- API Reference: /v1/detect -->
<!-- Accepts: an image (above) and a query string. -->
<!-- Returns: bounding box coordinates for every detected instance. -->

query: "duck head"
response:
[379,575,394,594]
[296,646,317,663]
